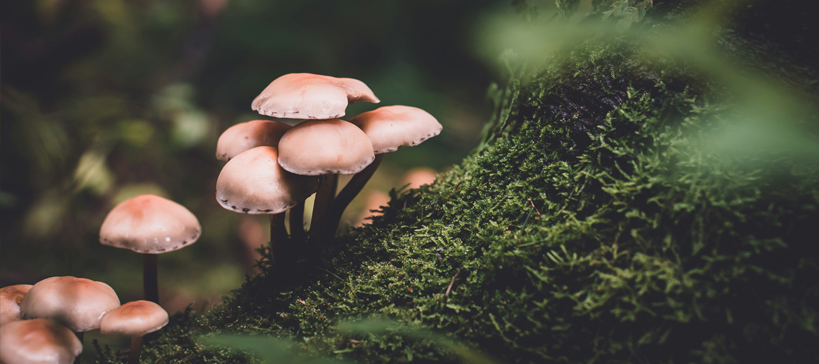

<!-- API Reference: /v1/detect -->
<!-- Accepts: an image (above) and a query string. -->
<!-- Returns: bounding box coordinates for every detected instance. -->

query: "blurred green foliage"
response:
[1,0,497,300]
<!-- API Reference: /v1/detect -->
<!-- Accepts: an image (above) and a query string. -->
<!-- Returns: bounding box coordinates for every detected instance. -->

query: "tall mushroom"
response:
[0,284,32,326]
[99,194,201,303]
[326,105,442,232]
[276,118,376,245]
[0,319,83,364]
[100,300,169,364]
[20,276,120,342]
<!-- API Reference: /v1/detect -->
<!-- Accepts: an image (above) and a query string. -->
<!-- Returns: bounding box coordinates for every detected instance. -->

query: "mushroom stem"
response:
[128,335,143,364]
[310,174,338,235]
[143,254,159,304]
[289,202,306,243]
[326,154,383,235]
[269,213,291,268]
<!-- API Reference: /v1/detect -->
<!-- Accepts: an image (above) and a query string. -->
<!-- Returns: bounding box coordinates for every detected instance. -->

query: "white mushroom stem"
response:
[326,154,383,235]
[144,254,159,304]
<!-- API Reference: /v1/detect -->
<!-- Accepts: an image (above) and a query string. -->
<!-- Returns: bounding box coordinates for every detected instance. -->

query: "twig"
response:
[527,198,541,216]
[445,268,463,297]
[479,178,495,188]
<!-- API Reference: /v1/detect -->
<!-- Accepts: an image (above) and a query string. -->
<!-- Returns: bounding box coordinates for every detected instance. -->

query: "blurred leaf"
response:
[23,189,69,238]
[199,334,352,364]
[73,149,115,195]
[172,110,211,148]
[337,318,501,364]
[0,191,18,208]
[117,119,156,147]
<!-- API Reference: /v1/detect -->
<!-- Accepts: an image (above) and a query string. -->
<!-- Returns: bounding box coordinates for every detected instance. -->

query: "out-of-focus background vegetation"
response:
[0,0,551,350]
[0,2,540,294]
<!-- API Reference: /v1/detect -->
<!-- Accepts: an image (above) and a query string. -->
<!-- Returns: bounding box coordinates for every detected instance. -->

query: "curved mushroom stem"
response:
[325,154,383,236]
[128,335,143,364]
[143,254,159,304]
[289,202,306,243]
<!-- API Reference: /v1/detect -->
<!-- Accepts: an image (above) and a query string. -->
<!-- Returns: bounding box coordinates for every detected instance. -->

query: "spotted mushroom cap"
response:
[277,119,375,175]
[349,105,443,154]
[0,285,33,326]
[21,277,120,332]
[216,146,320,214]
[0,319,82,364]
[100,300,169,337]
[251,73,379,120]
[216,119,291,162]
[99,194,201,254]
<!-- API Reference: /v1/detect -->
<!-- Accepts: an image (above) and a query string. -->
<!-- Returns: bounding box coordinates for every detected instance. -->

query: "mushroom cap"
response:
[216,119,292,162]
[100,300,169,337]
[99,194,201,254]
[349,105,443,154]
[0,285,33,326]
[21,277,120,332]
[0,319,82,364]
[216,146,320,214]
[251,73,379,120]
[277,119,375,175]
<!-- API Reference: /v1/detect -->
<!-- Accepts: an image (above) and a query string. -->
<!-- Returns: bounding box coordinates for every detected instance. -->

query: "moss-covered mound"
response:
[96,6,819,364]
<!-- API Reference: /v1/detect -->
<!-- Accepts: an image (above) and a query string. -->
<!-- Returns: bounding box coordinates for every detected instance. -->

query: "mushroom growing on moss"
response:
[100,300,169,364]
[215,146,320,267]
[275,118,377,243]
[99,194,201,303]
[325,105,442,232]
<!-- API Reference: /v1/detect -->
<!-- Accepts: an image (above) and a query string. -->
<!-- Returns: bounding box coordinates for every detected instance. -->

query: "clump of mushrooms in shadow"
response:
[214,73,442,271]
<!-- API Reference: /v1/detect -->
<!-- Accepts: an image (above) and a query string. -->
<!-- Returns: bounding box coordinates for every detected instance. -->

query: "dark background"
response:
[0,0,537,318]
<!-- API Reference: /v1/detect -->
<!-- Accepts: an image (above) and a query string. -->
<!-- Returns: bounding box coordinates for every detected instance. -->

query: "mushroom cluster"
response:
[214,73,442,268]
[0,277,168,364]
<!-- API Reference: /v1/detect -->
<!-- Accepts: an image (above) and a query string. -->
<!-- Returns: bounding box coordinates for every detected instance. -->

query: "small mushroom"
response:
[99,194,201,303]
[216,119,292,162]
[21,277,120,341]
[0,284,32,326]
[251,73,379,120]
[326,106,442,232]
[277,118,376,176]
[100,300,169,364]
[276,118,376,244]
[0,319,82,364]
[215,146,320,268]
[349,105,443,154]
[216,146,320,214]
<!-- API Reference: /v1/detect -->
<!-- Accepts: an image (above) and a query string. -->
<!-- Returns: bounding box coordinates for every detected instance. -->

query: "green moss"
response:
[94,10,819,364]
